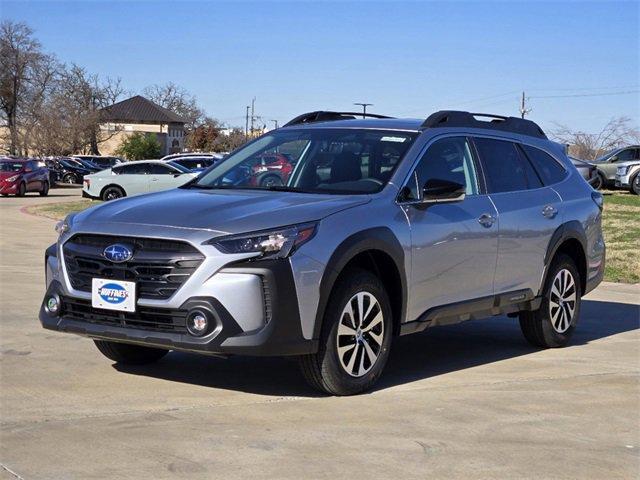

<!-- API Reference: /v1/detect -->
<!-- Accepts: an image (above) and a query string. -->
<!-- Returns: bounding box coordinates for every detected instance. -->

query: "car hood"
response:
[617,160,640,168]
[75,188,371,235]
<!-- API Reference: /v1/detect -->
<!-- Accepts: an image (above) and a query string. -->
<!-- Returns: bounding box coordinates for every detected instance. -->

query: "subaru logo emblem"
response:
[103,244,133,263]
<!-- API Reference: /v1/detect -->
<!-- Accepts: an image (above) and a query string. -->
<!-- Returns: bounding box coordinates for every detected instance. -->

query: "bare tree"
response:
[143,82,205,130]
[552,117,640,160]
[29,64,125,155]
[0,20,55,155]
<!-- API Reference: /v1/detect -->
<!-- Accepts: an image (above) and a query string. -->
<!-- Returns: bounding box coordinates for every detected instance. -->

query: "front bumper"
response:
[0,182,18,194]
[40,246,317,357]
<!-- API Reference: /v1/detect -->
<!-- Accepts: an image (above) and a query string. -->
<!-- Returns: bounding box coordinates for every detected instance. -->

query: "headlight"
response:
[6,175,19,183]
[55,213,76,236]
[208,223,317,260]
[617,166,630,175]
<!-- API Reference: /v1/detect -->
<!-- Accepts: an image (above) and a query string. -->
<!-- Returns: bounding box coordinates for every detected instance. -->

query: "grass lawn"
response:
[26,199,100,221]
[601,191,640,283]
[27,192,640,283]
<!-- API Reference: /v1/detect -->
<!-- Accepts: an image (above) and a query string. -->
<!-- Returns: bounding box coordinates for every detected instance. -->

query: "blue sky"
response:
[2,1,639,132]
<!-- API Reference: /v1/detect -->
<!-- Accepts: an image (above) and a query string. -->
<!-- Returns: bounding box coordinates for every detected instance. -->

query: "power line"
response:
[530,90,639,99]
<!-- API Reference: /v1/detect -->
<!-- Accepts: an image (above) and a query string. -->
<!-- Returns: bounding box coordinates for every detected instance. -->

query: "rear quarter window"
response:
[521,145,567,185]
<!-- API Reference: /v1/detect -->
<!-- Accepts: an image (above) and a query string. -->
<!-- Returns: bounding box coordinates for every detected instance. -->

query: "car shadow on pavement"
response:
[113,299,639,397]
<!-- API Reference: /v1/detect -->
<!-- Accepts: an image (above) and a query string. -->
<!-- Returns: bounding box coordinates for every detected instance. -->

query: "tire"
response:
[259,174,283,187]
[299,268,393,395]
[591,173,604,190]
[94,340,168,365]
[101,185,125,201]
[519,254,581,348]
[16,182,26,197]
[631,173,640,195]
[62,173,77,185]
[39,181,49,196]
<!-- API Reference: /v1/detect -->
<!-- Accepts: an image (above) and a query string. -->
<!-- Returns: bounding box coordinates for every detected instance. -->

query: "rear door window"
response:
[474,138,542,193]
[114,163,149,175]
[521,145,567,185]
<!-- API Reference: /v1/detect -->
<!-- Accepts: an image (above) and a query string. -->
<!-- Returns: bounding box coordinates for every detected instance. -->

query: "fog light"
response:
[186,310,209,336]
[45,295,60,314]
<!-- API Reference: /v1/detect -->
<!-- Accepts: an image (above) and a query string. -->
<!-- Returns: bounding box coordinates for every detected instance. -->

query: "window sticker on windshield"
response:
[381,136,407,143]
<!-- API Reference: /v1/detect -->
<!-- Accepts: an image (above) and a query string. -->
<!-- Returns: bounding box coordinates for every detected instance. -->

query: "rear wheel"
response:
[519,254,581,348]
[94,340,168,365]
[16,182,26,197]
[101,185,125,201]
[299,269,392,395]
[591,172,605,190]
[39,181,49,196]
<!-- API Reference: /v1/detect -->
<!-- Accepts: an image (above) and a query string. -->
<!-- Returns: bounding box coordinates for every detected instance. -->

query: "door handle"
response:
[542,205,558,218]
[478,213,496,228]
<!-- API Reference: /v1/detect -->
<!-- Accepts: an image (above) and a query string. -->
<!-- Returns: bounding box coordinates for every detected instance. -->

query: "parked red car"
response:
[0,159,50,197]
[249,153,294,187]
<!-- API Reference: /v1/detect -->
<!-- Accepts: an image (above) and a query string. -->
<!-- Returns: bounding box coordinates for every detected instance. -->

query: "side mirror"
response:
[422,178,466,203]
[609,155,618,163]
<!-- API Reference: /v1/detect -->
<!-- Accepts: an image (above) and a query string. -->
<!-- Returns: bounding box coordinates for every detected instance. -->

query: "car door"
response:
[115,162,151,195]
[147,163,185,192]
[401,136,499,319]
[24,161,39,191]
[474,137,563,295]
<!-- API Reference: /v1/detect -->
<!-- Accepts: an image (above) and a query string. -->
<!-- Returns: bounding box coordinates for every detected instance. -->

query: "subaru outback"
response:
[40,110,605,395]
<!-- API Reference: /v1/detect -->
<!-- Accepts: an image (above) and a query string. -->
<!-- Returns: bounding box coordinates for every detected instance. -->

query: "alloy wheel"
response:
[549,269,577,333]
[336,291,385,377]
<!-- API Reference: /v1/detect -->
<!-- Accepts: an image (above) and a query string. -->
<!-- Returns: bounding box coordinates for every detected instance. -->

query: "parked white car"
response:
[615,160,640,195]
[82,160,198,201]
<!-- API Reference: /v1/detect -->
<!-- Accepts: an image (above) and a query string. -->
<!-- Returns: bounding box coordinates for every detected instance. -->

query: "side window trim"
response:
[514,143,544,189]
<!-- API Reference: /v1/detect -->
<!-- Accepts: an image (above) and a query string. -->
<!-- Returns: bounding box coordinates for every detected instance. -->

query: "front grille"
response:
[63,234,204,300]
[62,296,188,333]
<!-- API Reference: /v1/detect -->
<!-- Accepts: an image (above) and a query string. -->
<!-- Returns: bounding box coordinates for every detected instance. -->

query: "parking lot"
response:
[1,188,639,479]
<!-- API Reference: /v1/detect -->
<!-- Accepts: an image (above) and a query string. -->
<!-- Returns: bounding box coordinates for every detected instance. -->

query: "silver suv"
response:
[40,110,606,395]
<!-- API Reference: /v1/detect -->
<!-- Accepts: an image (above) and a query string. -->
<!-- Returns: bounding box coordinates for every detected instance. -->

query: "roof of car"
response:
[283,117,424,131]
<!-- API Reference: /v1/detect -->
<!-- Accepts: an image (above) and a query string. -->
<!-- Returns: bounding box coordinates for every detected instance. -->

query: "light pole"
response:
[354,102,373,118]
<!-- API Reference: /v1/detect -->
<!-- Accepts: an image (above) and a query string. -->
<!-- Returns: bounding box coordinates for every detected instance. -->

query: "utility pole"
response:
[354,102,373,118]
[250,97,256,135]
[519,91,531,119]
[245,105,250,138]
[270,119,279,130]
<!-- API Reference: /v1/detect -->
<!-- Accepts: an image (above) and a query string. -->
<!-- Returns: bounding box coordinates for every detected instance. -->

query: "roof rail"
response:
[283,111,394,127]
[422,110,547,139]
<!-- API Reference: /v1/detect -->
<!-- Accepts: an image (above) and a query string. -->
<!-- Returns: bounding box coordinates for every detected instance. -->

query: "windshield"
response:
[167,161,191,173]
[0,162,23,172]
[190,128,417,194]
[62,159,83,169]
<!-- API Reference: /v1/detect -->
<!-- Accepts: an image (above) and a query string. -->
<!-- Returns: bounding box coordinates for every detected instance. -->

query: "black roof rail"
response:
[422,110,547,139]
[283,110,394,127]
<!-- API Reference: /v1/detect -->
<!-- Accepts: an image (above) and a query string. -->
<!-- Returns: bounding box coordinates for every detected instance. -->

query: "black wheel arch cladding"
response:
[312,227,407,340]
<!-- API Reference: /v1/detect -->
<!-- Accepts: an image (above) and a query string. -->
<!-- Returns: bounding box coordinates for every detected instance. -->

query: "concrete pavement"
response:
[1,189,639,479]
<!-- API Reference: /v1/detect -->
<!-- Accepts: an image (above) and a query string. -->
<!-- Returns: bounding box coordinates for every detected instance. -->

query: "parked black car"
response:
[72,155,122,170]
[45,158,92,185]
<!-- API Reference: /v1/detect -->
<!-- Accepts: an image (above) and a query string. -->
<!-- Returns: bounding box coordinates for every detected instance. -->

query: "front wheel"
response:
[299,269,392,395]
[519,254,581,348]
[62,173,77,184]
[631,174,640,195]
[39,181,49,196]
[16,182,26,196]
[94,340,168,365]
